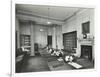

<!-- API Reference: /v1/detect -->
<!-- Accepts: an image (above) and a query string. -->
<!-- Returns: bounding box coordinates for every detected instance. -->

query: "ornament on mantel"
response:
[83,33,87,39]
[77,34,94,42]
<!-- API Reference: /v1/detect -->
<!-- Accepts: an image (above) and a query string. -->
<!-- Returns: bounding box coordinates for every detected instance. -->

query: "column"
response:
[57,25,63,49]
[52,24,57,49]
[30,21,35,56]
[52,24,63,49]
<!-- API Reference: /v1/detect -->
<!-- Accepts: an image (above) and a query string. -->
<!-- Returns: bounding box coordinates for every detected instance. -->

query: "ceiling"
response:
[16,4,84,25]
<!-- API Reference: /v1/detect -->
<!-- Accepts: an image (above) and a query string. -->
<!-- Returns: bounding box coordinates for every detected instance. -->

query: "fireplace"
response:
[81,45,92,61]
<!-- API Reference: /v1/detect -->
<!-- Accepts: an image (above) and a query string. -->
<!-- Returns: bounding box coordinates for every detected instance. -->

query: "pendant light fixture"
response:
[47,7,51,24]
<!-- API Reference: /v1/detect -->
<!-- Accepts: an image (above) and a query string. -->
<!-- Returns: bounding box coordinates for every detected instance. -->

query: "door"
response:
[47,35,52,46]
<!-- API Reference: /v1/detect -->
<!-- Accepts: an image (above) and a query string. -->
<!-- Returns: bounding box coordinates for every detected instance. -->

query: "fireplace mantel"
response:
[78,34,94,46]
[78,38,94,46]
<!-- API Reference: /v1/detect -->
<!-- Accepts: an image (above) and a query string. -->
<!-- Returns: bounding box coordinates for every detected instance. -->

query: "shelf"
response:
[20,35,31,47]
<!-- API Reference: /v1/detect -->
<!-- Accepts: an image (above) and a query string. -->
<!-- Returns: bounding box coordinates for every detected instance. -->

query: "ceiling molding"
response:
[63,9,83,22]
[19,19,36,25]
[17,9,83,23]
[18,19,61,26]
[17,10,64,22]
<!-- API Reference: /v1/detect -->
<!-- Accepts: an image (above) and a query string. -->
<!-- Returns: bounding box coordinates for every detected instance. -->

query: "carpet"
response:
[20,56,50,73]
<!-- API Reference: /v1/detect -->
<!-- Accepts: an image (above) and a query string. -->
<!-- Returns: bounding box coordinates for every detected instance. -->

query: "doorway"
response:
[47,35,52,47]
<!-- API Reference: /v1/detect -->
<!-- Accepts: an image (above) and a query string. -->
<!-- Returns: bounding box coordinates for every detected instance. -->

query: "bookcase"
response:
[20,34,31,52]
[63,31,77,51]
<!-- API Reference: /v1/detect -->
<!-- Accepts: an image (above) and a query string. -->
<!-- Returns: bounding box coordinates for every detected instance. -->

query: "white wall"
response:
[34,24,63,49]
[16,11,63,50]
[19,22,31,35]
[19,22,49,49]
[62,9,94,57]
[34,25,48,48]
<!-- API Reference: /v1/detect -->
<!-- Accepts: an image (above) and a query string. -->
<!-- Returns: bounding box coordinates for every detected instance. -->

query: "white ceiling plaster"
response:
[16,4,85,25]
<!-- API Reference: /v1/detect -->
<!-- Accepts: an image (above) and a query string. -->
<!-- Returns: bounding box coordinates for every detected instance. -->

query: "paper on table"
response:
[68,62,83,69]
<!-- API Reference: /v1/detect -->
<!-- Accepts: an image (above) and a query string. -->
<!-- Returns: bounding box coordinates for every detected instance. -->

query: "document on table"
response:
[68,62,83,69]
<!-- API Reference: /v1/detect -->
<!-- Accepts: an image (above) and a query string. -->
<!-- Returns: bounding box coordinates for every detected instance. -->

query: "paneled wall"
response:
[62,9,94,57]
[19,22,31,35]
[19,22,48,48]
[19,22,63,49]
[34,25,48,48]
